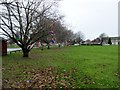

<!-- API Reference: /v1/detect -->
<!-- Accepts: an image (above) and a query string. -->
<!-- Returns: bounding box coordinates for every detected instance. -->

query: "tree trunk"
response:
[47,44,50,49]
[41,43,43,50]
[101,38,103,46]
[41,45,43,50]
[22,49,30,57]
[47,45,50,49]
[58,44,60,47]
[79,42,80,46]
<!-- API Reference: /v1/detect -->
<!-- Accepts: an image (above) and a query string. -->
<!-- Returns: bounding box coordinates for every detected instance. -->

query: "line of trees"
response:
[0,0,85,57]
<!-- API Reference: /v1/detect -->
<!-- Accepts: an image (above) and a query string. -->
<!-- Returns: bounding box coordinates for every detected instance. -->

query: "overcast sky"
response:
[59,0,119,40]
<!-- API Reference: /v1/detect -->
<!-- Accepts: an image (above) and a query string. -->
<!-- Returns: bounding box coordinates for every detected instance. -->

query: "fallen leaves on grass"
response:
[3,67,78,89]
[81,75,93,84]
[2,66,97,89]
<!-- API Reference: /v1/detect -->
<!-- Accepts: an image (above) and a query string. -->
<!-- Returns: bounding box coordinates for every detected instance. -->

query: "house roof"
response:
[102,37,120,40]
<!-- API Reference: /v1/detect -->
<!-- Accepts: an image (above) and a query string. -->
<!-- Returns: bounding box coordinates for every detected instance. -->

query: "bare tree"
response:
[99,33,108,38]
[51,20,74,45]
[0,0,60,57]
[73,31,85,46]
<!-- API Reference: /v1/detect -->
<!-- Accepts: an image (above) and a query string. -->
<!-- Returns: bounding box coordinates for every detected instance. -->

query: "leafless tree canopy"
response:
[73,31,85,45]
[99,33,108,38]
[0,0,61,57]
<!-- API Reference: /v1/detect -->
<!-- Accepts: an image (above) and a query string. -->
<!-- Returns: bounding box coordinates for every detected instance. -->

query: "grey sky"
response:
[59,0,119,40]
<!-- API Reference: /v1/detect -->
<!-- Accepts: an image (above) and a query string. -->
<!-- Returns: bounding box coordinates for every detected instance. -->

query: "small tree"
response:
[108,38,112,45]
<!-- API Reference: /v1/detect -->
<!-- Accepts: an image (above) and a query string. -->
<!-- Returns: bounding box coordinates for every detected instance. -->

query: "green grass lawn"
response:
[2,45,119,88]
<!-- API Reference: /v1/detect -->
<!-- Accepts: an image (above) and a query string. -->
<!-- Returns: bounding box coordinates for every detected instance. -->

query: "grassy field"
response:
[2,45,119,88]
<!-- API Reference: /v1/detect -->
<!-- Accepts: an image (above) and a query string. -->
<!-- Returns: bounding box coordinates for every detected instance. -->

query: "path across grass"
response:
[2,45,119,88]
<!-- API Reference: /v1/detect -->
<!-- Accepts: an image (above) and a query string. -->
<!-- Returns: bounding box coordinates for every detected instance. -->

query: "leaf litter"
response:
[2,66,95,89]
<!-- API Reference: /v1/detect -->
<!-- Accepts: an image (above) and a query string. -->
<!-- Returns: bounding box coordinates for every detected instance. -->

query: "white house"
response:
[102,37,120,45]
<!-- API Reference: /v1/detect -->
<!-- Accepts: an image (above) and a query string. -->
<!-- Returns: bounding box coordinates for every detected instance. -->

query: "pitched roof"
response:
[102,37,120,40]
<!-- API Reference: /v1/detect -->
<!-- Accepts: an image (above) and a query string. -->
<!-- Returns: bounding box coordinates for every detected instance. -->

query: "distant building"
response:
[89,36,120,45]
[102,37,120,45]
[82,39,91,45]
[91,38,101,44]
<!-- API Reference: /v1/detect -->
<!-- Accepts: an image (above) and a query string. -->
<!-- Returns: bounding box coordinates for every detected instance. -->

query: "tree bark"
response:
[58,44,60,47]
[47,45,50,49]
[41,43,43,50]
[22,49,30,57]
